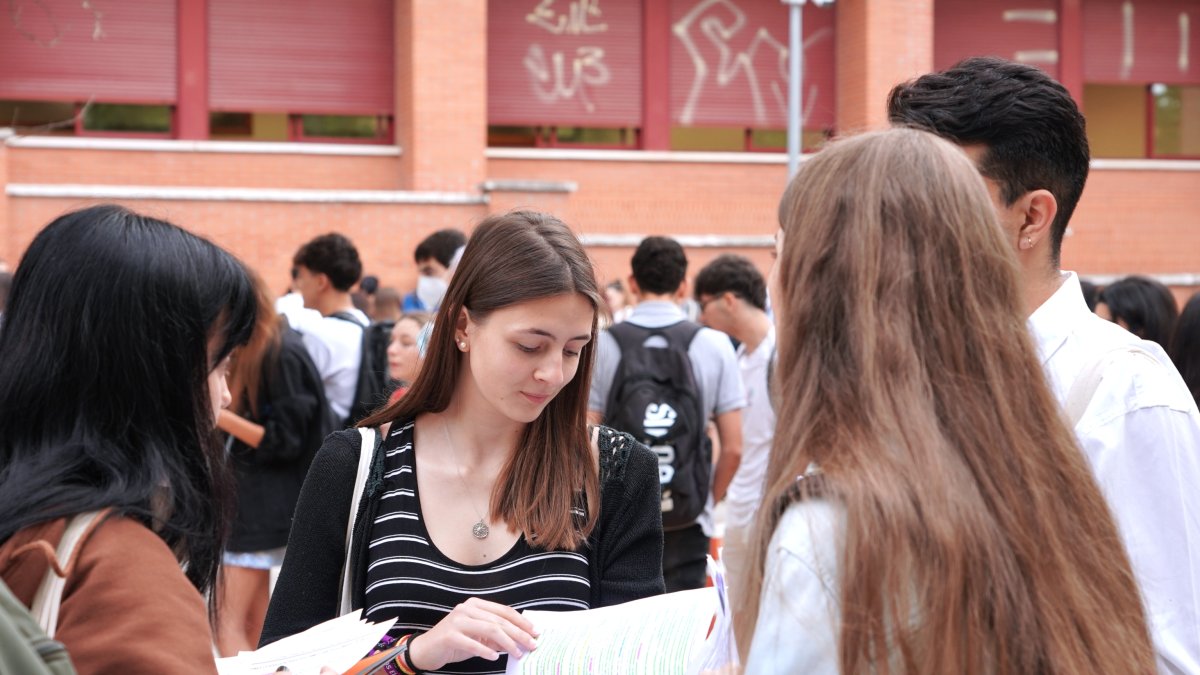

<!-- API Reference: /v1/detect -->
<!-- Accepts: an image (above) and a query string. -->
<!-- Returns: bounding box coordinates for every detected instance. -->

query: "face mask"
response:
[416,274,448,311]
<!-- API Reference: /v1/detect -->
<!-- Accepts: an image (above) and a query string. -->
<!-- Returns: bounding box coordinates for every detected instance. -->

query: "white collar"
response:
[1027,271,1088,366]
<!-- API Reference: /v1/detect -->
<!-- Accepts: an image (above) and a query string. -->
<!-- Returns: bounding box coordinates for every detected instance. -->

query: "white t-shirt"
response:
[284,307,368,422]
[725,327,776,530]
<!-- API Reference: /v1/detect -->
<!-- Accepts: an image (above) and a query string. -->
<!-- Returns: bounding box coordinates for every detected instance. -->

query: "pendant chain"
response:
[441,419,490,540]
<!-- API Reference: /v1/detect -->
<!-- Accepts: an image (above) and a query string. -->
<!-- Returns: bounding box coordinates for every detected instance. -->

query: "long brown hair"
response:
[735,129,1154,673]
[227,271,283,418]
[362,211,602,551]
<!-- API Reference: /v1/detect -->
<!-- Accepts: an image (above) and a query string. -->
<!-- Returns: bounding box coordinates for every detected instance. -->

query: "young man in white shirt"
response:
[693,253,775,598]
[286,233,369,424]
[890,56,1200,674]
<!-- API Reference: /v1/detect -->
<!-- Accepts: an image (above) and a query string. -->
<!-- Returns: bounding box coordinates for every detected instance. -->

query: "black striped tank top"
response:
[362,420,591,675]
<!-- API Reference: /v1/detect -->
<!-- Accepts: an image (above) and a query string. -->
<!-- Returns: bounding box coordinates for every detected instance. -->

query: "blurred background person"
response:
[1170,293,1200,409]
[1095,275,1179,348]
[386,311,431,403]
[403,228,467,312]
[215,272,334,655]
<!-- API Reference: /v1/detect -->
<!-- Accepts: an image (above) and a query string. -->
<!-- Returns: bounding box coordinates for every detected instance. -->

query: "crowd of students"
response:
[0,54,1198,675]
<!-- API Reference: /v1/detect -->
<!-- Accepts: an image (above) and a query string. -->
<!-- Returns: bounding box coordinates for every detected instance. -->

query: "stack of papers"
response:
[505,587,719,675]
[216,611,396,675]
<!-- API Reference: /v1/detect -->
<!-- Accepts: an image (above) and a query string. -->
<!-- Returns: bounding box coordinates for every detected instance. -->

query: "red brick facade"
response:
[1,0,1197,298]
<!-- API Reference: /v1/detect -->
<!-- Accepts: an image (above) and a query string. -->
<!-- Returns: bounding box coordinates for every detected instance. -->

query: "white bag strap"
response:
[30,510,103,638]
[1064,344,1158,427]
[338,427,376,615]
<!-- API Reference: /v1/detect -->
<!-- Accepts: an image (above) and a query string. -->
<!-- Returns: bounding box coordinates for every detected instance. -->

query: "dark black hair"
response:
[887,56,1089,267]
[693,253,768,311]
[1098,276,1178,347]
[1079,278,1100,312]
[631,236,687,295]
[293,233,362,291]
[0,205,256,613]
[414,229,468,267]
[1170,292,1200,407]
[0,270,11,311]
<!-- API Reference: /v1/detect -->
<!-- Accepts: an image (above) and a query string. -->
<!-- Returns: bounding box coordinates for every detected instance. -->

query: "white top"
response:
[744,499,842,674]
[725,327,777,530]
[1031,272,1200,674]
[282,306,369,422]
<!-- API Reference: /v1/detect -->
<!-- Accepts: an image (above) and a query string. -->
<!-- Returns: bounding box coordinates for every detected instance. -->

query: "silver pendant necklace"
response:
[442,419,490,540]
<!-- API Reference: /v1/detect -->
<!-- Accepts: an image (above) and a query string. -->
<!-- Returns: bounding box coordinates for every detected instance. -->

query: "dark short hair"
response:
[1079,279,1100,312]
[694,253,767,311]
[1170,292,1200,407]
[293,233,362,291]
[887,56,1089,267]
[631,236,687,295]
[414,229,467,267]
[1098,276,1178,347]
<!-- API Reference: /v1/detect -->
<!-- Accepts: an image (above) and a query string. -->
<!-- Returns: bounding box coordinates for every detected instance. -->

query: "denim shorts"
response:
[222,546,286,570]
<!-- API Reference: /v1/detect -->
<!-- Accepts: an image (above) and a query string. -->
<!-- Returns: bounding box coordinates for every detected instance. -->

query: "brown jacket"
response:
[0,514,218,675]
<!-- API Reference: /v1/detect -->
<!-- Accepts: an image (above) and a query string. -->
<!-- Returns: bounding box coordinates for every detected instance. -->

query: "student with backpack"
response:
[588,236,745,592]
[284,233,372,425]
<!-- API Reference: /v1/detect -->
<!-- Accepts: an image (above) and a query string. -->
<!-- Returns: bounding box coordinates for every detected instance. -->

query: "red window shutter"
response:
[669,0,835,130]
[1084,0,1200,84]
[0,0,175,103]
[934,0,1060,80]
[209,0,394,115]
[488,0,643,127]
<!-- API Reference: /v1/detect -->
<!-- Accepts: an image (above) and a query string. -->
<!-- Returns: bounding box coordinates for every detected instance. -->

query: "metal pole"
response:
[787,1,803,178]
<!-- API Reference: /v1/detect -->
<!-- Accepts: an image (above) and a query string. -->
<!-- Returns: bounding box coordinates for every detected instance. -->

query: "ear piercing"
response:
[1021,237,1034,250]
[459,341,467,350]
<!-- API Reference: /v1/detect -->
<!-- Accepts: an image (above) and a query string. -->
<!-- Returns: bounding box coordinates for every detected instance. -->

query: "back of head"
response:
[743,128,1152,673]
[0,204,256,598]
[364,210,602,550]
[693,253,767,311]
[1098,275,1178,347]
[293,232,362,291]
[414,228,468,267]
[631,236,687,296]
[887,56,1089,267]
[1170,293,1200,406]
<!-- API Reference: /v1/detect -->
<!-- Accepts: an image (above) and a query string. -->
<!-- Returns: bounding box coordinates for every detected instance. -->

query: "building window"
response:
[1151,84,1200,158]
[81,103,172,135]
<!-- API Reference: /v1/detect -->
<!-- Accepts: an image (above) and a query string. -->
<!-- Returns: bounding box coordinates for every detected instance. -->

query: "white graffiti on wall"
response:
[673,0,829,126]
[526,0,608,35]
[523,0,612,112]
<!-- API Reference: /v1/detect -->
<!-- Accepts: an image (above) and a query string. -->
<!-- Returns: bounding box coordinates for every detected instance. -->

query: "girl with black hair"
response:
[0,205,257,674]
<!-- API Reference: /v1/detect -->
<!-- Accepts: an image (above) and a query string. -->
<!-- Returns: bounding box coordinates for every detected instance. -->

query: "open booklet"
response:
[215,611,396,675]
[506,556,738,675]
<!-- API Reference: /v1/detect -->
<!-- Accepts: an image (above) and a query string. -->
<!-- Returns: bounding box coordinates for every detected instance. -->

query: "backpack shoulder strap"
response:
[1063,343,1160,427]
[30,511,104,638]
[328,311,367,329]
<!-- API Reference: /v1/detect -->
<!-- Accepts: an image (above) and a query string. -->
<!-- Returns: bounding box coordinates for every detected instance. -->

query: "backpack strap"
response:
[328,311,368,329]
[339,427,376,615]
[30,511,104,638]
[1063,344,1160,427]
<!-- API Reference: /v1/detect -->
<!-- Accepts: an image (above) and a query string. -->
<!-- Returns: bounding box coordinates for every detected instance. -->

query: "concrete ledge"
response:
[5,135,401,157]
[480,179,578,193]
[487,147,794,164]
[579,233,775,248]
[1082,273,1200,286]
[1090,159,1200,171]
[6,184,486,205]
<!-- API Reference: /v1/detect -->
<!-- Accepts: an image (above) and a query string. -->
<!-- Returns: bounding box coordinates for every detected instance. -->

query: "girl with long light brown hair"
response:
[261,211,664,674]
[734,128,1154,673]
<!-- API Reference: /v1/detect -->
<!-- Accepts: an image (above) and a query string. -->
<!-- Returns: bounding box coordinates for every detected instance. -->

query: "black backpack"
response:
[605,320,710,529]
[330,314,397,426]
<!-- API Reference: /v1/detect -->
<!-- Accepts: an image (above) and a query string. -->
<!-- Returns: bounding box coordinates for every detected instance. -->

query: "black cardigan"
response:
[260,424,665,646]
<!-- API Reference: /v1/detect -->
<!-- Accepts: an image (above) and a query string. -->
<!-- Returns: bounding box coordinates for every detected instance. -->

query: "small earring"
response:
[1022,237,1033,250]
[459,341,467,350]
